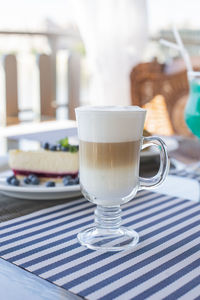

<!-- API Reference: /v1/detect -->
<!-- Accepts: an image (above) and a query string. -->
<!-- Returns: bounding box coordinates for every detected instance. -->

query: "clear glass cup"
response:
[76,106,169,251]
[184,71,200,138]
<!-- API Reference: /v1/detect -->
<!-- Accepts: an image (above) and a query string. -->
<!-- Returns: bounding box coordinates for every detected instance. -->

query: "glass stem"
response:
[95,205,122,230]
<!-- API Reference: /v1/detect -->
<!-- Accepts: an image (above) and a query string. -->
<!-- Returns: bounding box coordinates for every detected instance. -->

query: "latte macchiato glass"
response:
[76,106,169,251]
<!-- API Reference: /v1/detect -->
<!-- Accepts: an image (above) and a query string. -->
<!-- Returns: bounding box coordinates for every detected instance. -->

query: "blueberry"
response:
[63,178,69,186]
[28,174,35,180]
[61,146,69,152]
[74,177,79,184]
[24,177,31,184]
[64,178,76,186]
[43,142,49,150]
[31,176,40,185]
[62,175,72,184]
[56,144,62,151]
[68,179,76,185]
[45,181,55,187]
[10,177,20,186]
[6,175,16,184]
[50,145,57,151]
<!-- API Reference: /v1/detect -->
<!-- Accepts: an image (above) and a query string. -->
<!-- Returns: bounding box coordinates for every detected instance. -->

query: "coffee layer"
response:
[80,140,141,169]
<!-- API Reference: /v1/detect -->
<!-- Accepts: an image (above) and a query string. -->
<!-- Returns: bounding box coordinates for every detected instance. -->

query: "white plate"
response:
[0,171,82,200]
[0,137,178,200]
[141,136,179,158]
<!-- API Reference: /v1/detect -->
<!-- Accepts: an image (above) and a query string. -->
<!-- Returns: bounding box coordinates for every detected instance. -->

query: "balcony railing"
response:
[0,30,81,126]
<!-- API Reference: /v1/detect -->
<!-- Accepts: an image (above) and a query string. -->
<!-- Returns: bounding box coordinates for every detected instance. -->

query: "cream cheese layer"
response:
[9,149,79,174]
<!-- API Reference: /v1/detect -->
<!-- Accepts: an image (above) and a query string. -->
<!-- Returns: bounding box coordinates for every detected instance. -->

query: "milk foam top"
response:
[76,106,146,142]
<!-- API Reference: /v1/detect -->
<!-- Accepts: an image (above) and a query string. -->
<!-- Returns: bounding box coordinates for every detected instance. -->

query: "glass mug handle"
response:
[139,136,169,190]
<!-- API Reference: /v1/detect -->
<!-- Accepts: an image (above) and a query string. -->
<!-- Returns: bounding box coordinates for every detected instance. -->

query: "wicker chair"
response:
[130,60,192,136]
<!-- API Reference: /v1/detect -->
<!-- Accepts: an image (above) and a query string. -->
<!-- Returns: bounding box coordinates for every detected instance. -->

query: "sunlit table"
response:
[0,120,77,144]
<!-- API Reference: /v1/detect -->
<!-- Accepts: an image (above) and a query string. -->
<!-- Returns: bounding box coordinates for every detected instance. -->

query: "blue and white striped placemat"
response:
[174,169,200,181]
[0,189,200,300]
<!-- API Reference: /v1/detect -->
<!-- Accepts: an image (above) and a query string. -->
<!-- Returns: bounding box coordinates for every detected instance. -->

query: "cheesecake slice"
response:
[9,149,79,181]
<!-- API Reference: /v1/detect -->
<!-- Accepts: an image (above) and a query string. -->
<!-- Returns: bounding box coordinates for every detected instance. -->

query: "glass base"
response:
[77,226,139,251]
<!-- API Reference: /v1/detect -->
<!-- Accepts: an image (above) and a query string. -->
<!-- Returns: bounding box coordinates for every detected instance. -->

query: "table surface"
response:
[0,131,200,300]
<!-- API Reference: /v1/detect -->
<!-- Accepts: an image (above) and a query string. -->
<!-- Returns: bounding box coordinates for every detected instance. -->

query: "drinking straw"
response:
[159,26,193,73]
[172,25,193,73]
[160,39,180,51]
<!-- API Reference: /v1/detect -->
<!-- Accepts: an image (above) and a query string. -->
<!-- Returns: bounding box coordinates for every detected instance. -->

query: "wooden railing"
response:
[0,30,81,125]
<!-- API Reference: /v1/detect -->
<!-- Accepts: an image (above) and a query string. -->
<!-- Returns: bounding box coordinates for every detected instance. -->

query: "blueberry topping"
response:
[30,176,40,185]
[50,145,57,151]
[56,144,62,151]
[10,177,20,186]
[6,175,16,184]
[68,179,76,185]
[43,142,49,150]
[28,174,35,180]
[63,175,72,182]
[61,146,69,152]
[62,175,73,185]
[63,178,69,186]
[45,181,55,187]
[24,177,31,184]
[74,177,79,184]
[64,178,76,186]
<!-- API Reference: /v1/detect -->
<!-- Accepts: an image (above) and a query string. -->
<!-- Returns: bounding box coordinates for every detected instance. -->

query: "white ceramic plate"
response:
[0,171,82,200]
[0,137,178,200]
[141,136,179,158]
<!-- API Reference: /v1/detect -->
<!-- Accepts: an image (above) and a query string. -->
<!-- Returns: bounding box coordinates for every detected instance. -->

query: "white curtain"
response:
[71,0,148,106]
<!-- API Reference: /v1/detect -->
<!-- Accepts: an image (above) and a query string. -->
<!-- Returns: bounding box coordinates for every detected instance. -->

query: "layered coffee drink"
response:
[76,106,146,206]
[76,106,168,251]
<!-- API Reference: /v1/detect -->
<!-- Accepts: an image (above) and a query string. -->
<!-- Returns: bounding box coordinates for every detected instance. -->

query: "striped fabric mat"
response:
[174,169,200,181]
[0,190,200,300]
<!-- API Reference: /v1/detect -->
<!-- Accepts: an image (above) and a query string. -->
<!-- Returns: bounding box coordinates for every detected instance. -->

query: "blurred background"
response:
[1,0,200,154]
